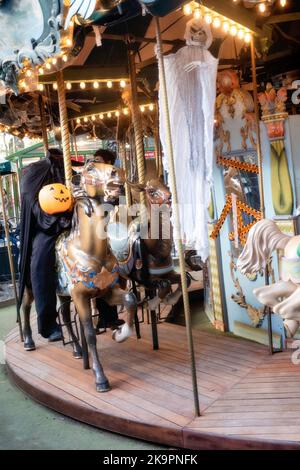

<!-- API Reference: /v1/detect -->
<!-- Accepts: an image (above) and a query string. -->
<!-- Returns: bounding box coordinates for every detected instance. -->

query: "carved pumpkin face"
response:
[38,183,72,215]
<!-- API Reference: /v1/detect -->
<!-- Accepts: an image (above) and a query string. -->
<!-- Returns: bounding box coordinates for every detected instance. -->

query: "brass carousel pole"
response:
[56,71,72,189]
[155,16,200,417]
[250,38,274,354]
[0,176,23,341]
[127,46,147,216]
[39,95,49,153]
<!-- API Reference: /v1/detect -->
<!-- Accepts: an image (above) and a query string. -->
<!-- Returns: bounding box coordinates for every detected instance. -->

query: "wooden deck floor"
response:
[5,317,300,450]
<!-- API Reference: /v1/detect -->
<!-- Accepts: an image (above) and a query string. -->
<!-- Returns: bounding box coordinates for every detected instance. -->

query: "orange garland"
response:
[217,156,259,174]
[211,195,262,245]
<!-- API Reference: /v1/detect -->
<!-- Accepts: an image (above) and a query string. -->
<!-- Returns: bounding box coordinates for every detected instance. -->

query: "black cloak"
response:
[18,149,70,306]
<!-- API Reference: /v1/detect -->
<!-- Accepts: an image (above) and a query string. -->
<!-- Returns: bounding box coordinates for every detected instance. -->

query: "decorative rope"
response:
[57,71,73,190]
[155,16,200,418]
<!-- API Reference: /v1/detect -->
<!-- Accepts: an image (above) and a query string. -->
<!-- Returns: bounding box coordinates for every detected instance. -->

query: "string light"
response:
[52,58,57,65]
[62,54,68,63]
[71,103,155,123]
[53,82,58,90]
[230,25,238,36]
[93,81,99,89]
[194,8,201,19]
[213,17,221,28]
[84,117,88,122]
[258,3,266,13]
[149,104,154,111]
[39,68,44,75]
[123,108,129,115]
[45,63,51,70]
[204,13,212,24]
[92,115,96,121]
[76,118,81,124]
[140,105,145,113]
[38,84,44,91]
[66,38,72,47]
[26,70,32,77]
[181,3,253,43]
[107,112,112,118]
[66,82,72,90]
[183,3,192,15]
[80,82,86,89]
[120,80,126,88]
[99,114,104,119]
[107,81,113,88]
[280,0,287,6]
[115,111,120,117]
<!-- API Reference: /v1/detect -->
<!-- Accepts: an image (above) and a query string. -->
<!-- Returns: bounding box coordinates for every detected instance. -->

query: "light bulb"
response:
[80,82,86,89]
[99,114,104,119]
[258,3,266,13]
[66,82,72,90]
[107,81,113,88]
[213,17,221,28]
[45,63,51,70]
[115,111,120,117]
[52,58,57,65]
[230,25,237,36]
[92,115,96,121]
[107,112,112,118]
[140,106,145,113]
[245,32,252,43]
[223,22,230,33]
[84,117,88,122]
[194,8,201,20]
[204,14,212,24]
[66,38,72,47]
[93,81,99,89]
[238,29,245,40]
[38,84,44,91]
[76,118,81,124]
[280,0,287,6]
[149,104,154,111]
[53,82,58,90]
[26,70,32,77]
[38,68,44,75]
[62,54,68,63]
[183,3,192,15]
[120,80,126,88]
[123,109,129,115]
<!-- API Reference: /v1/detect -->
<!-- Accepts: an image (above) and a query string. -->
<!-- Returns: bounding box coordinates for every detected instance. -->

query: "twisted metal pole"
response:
[0,176,23,342]
[251,38,274,354]
[155,16,200,417]
[127,47,147,223]
[56,71,72,189]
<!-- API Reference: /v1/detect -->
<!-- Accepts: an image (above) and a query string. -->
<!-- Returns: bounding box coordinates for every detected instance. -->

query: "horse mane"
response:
[237,219,290,275]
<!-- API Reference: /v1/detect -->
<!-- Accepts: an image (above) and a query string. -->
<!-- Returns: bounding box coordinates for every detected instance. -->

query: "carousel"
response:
[1,0,300,450]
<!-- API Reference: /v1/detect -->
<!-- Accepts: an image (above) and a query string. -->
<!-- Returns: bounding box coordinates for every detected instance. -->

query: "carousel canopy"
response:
[0,0,299,143]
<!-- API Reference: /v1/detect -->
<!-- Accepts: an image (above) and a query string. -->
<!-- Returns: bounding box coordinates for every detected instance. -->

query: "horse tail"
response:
[237,219,290,275]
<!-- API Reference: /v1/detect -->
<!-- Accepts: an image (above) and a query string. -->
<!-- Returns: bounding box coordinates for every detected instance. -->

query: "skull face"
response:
[185,18,212,49]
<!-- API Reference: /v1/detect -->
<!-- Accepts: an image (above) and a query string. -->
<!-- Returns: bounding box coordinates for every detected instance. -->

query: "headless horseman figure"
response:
[19,149,71,341]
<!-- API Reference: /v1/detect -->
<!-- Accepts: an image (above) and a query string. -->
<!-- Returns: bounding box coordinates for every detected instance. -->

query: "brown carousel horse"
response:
[107,177,192,313]
[22,161,138,392]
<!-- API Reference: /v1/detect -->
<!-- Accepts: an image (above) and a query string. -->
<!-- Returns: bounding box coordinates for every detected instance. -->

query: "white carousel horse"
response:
[237,219,300,338]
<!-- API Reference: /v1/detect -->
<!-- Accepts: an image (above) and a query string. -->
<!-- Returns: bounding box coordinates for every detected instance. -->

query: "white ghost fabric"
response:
[158,19,218,261]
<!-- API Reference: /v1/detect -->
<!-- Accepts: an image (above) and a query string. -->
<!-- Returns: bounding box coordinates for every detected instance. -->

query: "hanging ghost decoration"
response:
[158,17,218,260]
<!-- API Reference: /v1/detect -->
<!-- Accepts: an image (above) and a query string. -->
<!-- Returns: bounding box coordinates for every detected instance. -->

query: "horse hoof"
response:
[24,340,36,351]
[96,380,111,393]
[112,324,132,343]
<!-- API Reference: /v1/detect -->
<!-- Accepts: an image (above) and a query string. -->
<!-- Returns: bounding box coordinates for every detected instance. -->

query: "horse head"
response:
[127,177,172,207]
[81,161,125,202]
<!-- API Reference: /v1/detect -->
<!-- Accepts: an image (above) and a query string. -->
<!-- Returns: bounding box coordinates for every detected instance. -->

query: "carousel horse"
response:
[22,161,138,392]
[237,218,300,338]
[107,178,192,312]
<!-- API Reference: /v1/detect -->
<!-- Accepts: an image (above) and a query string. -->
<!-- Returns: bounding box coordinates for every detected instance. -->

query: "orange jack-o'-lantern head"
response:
[38,183,72,215]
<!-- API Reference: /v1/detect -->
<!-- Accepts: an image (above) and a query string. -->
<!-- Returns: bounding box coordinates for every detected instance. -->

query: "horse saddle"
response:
[107,221,142,277]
